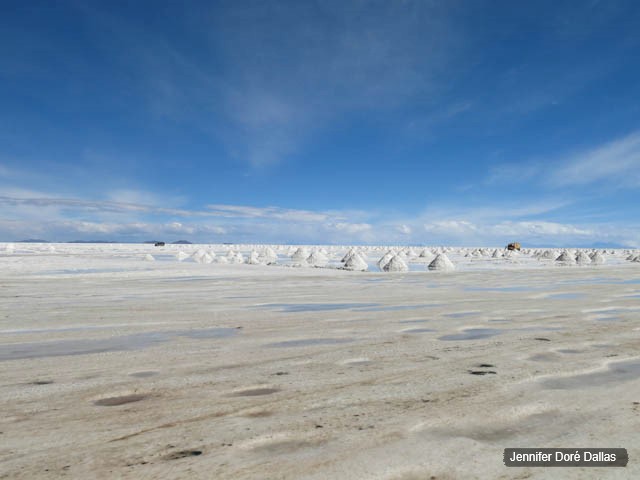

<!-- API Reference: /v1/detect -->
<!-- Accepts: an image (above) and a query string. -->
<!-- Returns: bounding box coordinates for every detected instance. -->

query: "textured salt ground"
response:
[0,250,639,479]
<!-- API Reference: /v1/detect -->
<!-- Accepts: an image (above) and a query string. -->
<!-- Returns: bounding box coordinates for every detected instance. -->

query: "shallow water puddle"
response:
[444,311,481,318]
[544,292,587,300]
[541,359,640,389]
[464,286,538,293]
[266,338,354,348]
[439,328,503,341]
[401,328,436,334]
[0,327,239,361]
[358,303,439,312]
[257,303,379,312]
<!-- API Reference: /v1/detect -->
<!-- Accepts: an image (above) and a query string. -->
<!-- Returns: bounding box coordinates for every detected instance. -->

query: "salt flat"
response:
[1,244,639,479]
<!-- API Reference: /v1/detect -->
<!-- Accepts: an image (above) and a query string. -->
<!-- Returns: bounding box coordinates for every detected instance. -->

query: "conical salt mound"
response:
[418,249,431,258]
[291,247,309,262]
[246,250,262,265]
[492,249,502,258]
[176,251,189,261]
[575,251,592,265]
[307,251,328,267]
[230,252,244,264]
[556,251,576,264]
[590,252,605,264]
[341,248,359,262]
[192,248,207,261]
[428,253,455,271]
[382,255,408,272]
[143,254,155,261]
[632,255,640,263]
[343,253,368,271]
[539,250,557,260]
[215,255,229,264]
[377,251,395,270]
[263,247,277,262]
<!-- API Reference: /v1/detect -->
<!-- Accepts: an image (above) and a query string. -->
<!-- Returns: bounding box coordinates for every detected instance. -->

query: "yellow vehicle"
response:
[506,242,521,251]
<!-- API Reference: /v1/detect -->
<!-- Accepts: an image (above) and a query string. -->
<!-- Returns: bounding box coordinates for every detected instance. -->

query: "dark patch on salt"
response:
[94,394,148,406]
[230,387,280,397]
[164,449,202,460]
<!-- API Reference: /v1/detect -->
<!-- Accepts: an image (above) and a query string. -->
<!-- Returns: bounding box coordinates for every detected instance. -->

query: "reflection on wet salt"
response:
[0,327,239,361]
[542,360,640,389]
[266,338,354,348]
[439,328,503,341]
[401,328,436,334]
[257,303,379,312]
[464,286,537,292]
[358,304,439,312]
[544,293,587,300]
[444,311,481,318]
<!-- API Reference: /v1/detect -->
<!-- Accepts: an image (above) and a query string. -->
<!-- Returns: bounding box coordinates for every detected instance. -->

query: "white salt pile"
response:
[383,255,409,272]
[230,252,244,264]
[215,255,229,264]
[491,249,502,258]
[418,249,433,259]
[176,251,190,262]
[575,251,592,265]
[261,247,278,263]
[378,250,395,270]
[428,253,455,271]
[556,251,576,264]
[291,247,310,262]
[341,247,359,263]
[143,254,155,261]
[590,251,605,264]
[192,249,207,262]
[343,253,368,271]
[307,251,328,267]
[246,250,262,265]
[539,250,557,260]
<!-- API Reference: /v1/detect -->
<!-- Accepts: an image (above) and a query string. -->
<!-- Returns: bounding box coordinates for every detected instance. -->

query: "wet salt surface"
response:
[256,303,379,312]
[357,304,439,312]
[444,311,481,318]
[464,286,539,293]
[266,338,355,348]
[544,293,587,300]
[541,359,640,389]
[38,268,134,275]
[401,328,436,333]
[439,328,503,341]
[0,328,239,361]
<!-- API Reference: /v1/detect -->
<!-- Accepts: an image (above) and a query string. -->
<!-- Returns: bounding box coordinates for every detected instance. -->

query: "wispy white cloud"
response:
[206,204,336,222]
[487,130,640,189]
[548,131,640,187]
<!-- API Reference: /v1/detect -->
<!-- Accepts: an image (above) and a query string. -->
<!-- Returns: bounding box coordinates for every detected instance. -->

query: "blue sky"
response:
[1,0,639,246]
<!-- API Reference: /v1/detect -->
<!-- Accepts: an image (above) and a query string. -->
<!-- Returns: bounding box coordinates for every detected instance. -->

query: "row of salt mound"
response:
[555,250,606,265]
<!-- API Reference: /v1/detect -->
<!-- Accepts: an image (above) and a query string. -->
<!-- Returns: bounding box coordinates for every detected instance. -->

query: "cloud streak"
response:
[488,130,640,189]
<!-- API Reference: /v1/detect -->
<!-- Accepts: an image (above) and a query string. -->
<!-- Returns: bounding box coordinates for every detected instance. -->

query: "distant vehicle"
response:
[154,242,165,247]
[506,242,521,251]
